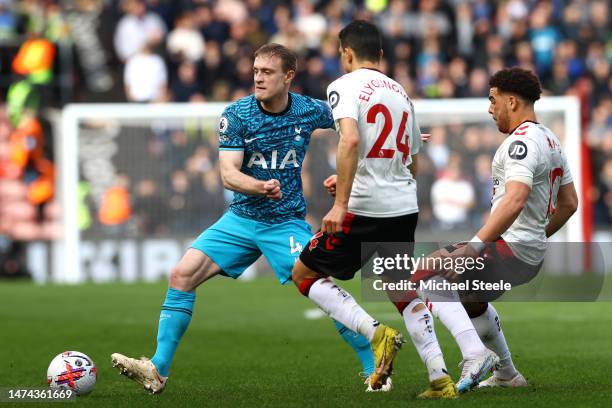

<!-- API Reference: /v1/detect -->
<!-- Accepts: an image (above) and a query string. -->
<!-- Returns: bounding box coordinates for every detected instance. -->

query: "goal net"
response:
[43,97,584,283]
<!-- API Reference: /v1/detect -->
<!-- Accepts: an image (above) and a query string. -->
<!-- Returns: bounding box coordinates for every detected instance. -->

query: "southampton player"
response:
[291,21,496,397]
[417,67,578,389]
[111,43,380,393]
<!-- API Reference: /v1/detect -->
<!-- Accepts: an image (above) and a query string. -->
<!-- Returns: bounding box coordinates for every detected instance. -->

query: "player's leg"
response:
[293,217,403,391]
[257,219,375,378]
[112,212,261,393]
[405,241,505,393]
[377,216,455,398]
[292,260,403,391]
[420,285,498,393]
[460,242,534,389]
[330,320,376,384]
[112,249,222,393]
[464,302,527,388]
[150,249,221,377]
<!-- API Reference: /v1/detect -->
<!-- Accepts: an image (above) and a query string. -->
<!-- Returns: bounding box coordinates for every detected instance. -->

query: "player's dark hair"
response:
[489,67,542,103]
[254,43,297,73]
[338,20,382,62]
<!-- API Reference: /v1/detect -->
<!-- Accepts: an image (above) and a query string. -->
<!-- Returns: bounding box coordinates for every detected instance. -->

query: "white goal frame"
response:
[57,97,582,283]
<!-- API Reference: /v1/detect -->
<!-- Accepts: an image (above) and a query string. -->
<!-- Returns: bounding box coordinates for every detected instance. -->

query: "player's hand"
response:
[263,179,282,201]
[436,243,479,282]
[421,133,431,143]
[321,203,346,234]
[323,174,337,196]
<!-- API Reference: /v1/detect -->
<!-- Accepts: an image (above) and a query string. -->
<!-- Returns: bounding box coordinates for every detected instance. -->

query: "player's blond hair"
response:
[254,44,297,73]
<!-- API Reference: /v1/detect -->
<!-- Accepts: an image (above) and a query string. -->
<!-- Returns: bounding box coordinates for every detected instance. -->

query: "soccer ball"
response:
[47,351,97,396]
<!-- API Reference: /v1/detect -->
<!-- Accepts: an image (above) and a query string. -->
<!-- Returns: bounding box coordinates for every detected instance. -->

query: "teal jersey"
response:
[218,93,334,223]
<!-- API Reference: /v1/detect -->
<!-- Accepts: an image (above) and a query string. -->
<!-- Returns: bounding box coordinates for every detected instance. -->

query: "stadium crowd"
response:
[0,0,610,252]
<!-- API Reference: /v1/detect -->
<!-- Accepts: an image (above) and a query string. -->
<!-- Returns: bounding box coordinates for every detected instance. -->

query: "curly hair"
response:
[489,67,542,103]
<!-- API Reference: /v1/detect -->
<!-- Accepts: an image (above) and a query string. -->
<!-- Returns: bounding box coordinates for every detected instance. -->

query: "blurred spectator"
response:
[431,159,475,230]
[426,126,450,170]
[113,0,166,62]
[132,179,167,235]
[473,154,493,225]
[2,0,611,240]
[170,61,201,103]
[98,174,131,227]
[466,68,489,97]
[528,4,561,78]
[0,0,16,39]
[594,160,612,225]
[297,55,328,100]
[167,12,205,63]
[589,1,609,43]
[214,0,248,25]
[294,0,327,50]
[124,45,167,102]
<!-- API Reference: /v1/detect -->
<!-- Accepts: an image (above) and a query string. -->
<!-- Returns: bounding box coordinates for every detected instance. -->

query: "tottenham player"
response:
[110,44,379,393]
[426,67,578,388]
[291,20,497,397]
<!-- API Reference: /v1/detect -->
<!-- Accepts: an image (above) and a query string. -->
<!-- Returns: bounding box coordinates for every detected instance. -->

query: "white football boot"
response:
[478,371,528,388]
[111,353,167,394]
[456,349,499,393]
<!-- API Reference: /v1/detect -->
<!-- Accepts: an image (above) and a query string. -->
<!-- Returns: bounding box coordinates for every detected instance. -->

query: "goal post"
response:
[53,96,584,284]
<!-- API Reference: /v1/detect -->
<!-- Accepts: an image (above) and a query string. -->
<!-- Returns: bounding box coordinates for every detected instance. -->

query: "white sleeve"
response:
[327,80,359,122]
[560,150,574,185]
[503,135,540,188]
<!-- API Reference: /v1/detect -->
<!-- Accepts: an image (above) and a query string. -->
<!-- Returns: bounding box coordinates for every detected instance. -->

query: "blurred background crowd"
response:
[0,0,610,276]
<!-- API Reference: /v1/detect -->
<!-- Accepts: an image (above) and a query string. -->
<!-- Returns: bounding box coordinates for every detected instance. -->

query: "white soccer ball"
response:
[47,351,97,396]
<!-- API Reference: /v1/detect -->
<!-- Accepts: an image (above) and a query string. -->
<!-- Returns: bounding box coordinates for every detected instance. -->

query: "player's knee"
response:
[291,263,304,287]
[462,302,488,318]
[169,264,196,292]
[411,302,426,313]
[292,262,317,296]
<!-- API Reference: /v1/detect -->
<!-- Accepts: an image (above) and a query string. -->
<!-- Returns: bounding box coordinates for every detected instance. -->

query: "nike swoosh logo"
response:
[244,136,263,144]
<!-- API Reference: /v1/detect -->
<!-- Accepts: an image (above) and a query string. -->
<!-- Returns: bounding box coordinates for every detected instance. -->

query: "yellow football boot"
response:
[368,325,404,390]
[417,375,458,399]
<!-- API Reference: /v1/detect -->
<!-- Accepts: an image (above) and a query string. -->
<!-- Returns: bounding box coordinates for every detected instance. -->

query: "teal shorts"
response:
[191,211,313,284]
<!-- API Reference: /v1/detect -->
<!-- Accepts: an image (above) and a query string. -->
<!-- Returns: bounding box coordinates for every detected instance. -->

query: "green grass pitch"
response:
[1,277,611,407]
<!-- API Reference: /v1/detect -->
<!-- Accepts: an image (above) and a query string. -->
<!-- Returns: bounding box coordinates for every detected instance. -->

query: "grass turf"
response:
[1,277,611,407]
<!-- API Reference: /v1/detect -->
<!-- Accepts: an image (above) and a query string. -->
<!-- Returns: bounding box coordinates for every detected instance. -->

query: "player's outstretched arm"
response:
[546,182,578,238]
[475,181,531,242]
[321,118,359,233]
[311,128,339,140]
[219,150,282,200]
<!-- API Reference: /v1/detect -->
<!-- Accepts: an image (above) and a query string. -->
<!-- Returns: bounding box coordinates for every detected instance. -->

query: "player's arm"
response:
[474,181,531,242]
[219,150,281,200]
[546,182,578,237]
[311,128,338,139]
[334,118,359,208]
[438,180,530,281]
[409,154,418,176]
[321,118,359,233]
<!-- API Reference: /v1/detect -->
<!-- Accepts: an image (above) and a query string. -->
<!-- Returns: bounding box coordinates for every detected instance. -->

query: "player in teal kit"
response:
[111,44,378,394]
